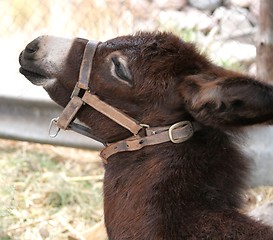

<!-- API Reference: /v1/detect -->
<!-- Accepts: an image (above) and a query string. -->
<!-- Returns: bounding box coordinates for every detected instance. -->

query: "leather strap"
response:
[49,40,202,163]
[100,121,201,162]
[57,96,84,129]
[82,92,143,135]
[78,41,99,90]
[69,122,107,145]
[56,40,143,136]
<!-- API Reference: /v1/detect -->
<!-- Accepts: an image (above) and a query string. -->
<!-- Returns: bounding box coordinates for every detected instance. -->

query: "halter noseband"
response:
[49,40,201,163]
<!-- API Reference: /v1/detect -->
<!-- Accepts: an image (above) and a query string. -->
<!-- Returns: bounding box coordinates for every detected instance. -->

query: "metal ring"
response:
[48,118,60,138]
[168,121,193,144]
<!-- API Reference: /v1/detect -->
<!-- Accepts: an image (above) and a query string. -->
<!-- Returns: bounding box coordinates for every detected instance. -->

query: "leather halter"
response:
[49,40,201,163]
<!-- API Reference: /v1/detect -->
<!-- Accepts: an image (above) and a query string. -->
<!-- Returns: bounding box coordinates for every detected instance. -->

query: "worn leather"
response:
[51,40,201,163]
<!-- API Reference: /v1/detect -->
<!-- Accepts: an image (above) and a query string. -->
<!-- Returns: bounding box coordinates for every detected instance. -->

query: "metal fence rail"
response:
[0,96,102,149]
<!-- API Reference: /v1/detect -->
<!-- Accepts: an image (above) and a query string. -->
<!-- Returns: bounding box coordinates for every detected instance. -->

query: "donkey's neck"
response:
[103,129,249,239]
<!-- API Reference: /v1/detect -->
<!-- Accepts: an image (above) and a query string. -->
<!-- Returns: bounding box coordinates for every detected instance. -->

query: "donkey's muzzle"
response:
[19,37,49,85]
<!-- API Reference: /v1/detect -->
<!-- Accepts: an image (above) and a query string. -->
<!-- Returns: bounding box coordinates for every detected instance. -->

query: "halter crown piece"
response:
[49,41,201,163]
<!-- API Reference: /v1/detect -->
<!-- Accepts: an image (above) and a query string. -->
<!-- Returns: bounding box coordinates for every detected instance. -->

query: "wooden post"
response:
[256,0,273,82]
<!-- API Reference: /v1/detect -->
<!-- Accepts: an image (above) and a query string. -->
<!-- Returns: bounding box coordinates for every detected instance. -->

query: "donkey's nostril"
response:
[23,38,40,59]
[25,45,37,54]
[26,39,39,52]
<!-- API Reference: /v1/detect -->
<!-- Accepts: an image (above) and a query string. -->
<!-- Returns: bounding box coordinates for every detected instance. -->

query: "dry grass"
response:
[0,139,273,240]
[245,186,273,211]
[0,139,104,240]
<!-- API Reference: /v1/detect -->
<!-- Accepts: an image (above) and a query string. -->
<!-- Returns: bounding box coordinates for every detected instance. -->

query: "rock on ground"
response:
[188,0,222,11]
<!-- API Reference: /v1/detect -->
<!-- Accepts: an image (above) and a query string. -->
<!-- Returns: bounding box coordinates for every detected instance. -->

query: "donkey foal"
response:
[19,32,273,239]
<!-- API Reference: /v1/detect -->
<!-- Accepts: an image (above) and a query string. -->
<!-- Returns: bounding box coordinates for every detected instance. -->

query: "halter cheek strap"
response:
[49,40,201,163]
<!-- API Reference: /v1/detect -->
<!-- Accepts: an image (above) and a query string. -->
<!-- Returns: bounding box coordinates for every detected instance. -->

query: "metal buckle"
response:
[49,118,60,138]
[140,123,150,129]
[140,123,150,136]
[168,121,193,144]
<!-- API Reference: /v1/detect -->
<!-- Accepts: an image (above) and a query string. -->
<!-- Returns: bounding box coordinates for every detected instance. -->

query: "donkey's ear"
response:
[180,74,273,128]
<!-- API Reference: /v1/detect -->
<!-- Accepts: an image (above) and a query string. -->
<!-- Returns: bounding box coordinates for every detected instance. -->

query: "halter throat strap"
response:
[49,40,201,163]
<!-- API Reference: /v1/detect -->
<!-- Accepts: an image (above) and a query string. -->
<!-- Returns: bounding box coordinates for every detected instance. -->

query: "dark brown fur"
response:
[19,32,273,239]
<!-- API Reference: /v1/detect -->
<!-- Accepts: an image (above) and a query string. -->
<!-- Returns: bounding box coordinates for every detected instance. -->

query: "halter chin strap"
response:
[49,40,201,163]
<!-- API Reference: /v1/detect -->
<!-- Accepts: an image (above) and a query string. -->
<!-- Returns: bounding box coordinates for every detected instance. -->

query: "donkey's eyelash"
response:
[111,57,133,86]
[112,57,121,68]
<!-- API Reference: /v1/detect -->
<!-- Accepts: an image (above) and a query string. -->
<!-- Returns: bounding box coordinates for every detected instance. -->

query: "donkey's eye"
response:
[111,57,132,86]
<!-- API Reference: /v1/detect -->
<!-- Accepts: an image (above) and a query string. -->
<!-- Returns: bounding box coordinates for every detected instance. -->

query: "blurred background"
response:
[0,0,259,100]
[1,0,273,239]
[0,0,261,148]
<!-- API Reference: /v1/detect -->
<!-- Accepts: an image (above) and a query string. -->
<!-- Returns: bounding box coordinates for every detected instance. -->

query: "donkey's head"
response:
[19,32,273,144]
